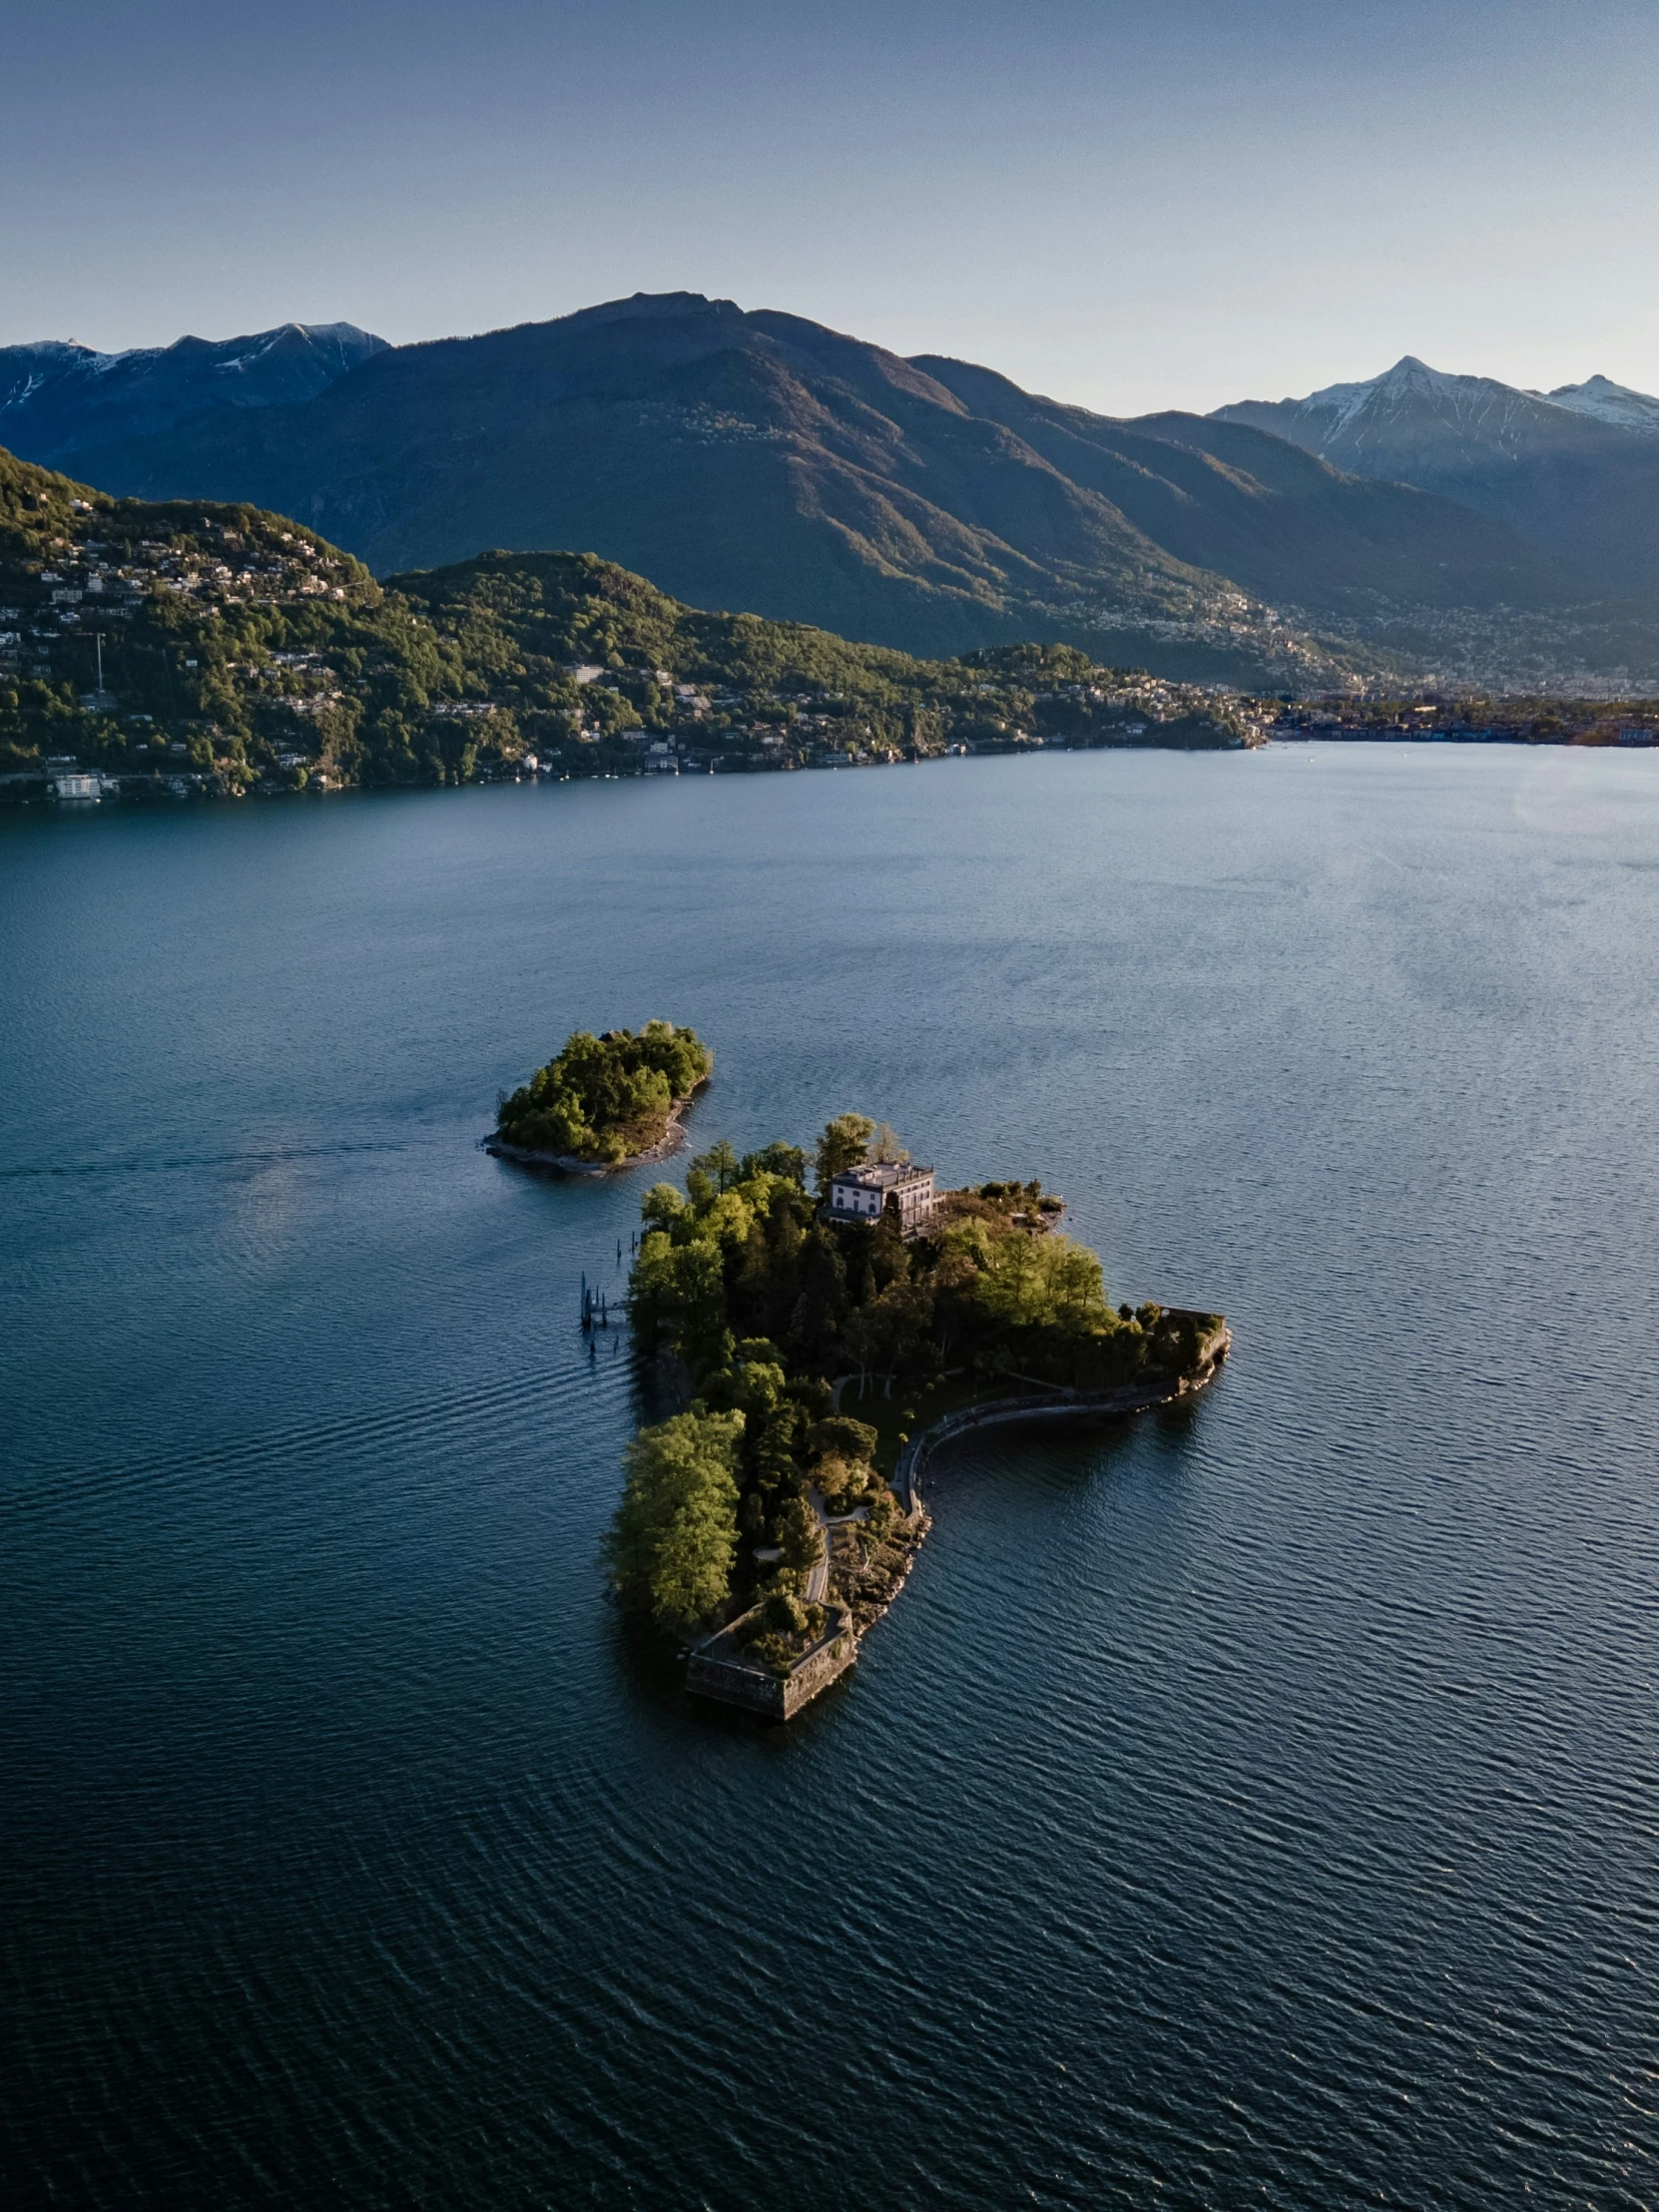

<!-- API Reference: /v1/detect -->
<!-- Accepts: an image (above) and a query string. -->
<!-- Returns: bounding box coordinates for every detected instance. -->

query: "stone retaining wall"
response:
[895,1324,1230,1509]
[686,1602,858,1720]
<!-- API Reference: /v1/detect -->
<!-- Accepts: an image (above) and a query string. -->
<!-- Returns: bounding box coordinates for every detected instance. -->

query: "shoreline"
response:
[482,1085,705,1177]
[8,735,1262,813]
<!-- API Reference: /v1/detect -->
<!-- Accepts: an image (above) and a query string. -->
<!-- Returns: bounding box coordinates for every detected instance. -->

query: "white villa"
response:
[829,1160,936,1235]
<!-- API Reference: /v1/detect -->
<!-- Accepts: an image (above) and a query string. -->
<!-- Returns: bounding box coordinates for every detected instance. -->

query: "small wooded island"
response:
[609,1113,1229,1718]
[489,1021,712,1171]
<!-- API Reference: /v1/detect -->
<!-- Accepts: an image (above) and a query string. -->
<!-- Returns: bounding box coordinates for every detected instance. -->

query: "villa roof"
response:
[831,1160,933,1189]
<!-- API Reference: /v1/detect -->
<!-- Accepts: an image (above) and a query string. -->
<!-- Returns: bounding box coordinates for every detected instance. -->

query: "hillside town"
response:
[1277,697,1659,745]
[10,465,1658,809]
[0,474,1274,801]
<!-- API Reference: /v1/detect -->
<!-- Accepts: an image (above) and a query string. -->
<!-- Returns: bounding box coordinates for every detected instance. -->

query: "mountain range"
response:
[0,323,385,466]
[1215,355,1659,599]
[5,298,1659,691]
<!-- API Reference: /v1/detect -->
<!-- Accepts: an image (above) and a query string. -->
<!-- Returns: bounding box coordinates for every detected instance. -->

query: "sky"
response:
[8,0,1659,416]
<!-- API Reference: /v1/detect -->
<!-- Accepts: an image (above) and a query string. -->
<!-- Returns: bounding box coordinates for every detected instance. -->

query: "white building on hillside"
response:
[830,1160,936,1234]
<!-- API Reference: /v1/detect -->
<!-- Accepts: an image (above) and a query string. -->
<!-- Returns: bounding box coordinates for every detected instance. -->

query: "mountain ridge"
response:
[1214,355,1659,596]
[9,297,1659,689]
[0,322,386,464]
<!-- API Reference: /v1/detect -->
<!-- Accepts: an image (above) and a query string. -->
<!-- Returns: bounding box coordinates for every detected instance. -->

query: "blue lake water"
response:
[4,747,1658,2209]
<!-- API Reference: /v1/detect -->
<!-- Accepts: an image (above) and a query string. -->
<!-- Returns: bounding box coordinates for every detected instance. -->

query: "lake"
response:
[4,746,1657,2209]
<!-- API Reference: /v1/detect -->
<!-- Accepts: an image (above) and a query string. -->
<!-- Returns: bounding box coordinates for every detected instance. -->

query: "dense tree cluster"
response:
[603,1410,744,1632]
[495,1022,711,1163]
[607,1117,1224,1639]
[0,451,489,787]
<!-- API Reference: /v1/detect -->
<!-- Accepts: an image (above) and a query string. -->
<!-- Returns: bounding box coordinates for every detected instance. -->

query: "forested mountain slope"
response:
[0,449,1258,794]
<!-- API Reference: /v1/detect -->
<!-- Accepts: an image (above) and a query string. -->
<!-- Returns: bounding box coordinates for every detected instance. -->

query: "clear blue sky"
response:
[8,0,1659,414]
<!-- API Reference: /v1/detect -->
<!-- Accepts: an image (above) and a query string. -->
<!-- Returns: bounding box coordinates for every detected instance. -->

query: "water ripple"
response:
[5,755,1659,2209]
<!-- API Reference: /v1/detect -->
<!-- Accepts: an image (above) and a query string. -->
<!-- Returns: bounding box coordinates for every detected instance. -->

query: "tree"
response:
[816,1112,873,1197]
[841,1221,876,1311]
[702,1352,788,1427]
[691,1139,740,1193]
[788,1225,846,1369]
[628,1231,729,1374]
[763,1589,809,1636]
[752,1401,805,1493]
[604,1409,744,1630]
[847,1277,934,1383]
[872,1197,908,1289]
[640,1182,689,1237]
[814,1454,870,1513]
[968,1230,1112,1334]
[808,1415,879,1464]
[741,1141,807,1187]
[869,1122,909,1164]
[775,1494,825,1573]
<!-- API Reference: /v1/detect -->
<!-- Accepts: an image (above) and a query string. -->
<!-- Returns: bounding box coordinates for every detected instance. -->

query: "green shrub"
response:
[763,1590,808,1636]
[745,1631,796,1675]
[865,1487,899,1539]
[814,1453,872,1514]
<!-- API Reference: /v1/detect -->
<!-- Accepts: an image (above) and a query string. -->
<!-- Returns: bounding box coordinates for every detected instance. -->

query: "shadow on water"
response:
[916,1383,1216,1510]
[602,1597,689,1710]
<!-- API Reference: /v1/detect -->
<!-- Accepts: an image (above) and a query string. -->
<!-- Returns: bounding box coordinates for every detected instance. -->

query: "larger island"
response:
[608,1114,1229,1718]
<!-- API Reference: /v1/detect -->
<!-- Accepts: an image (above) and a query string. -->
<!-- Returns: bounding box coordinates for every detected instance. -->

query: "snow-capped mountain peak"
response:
[1218,355,1578,466]
[1212,352,1659,474]
[1292,355,1499,433]
[1538,373,1659,436]
[0,322,387,463]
